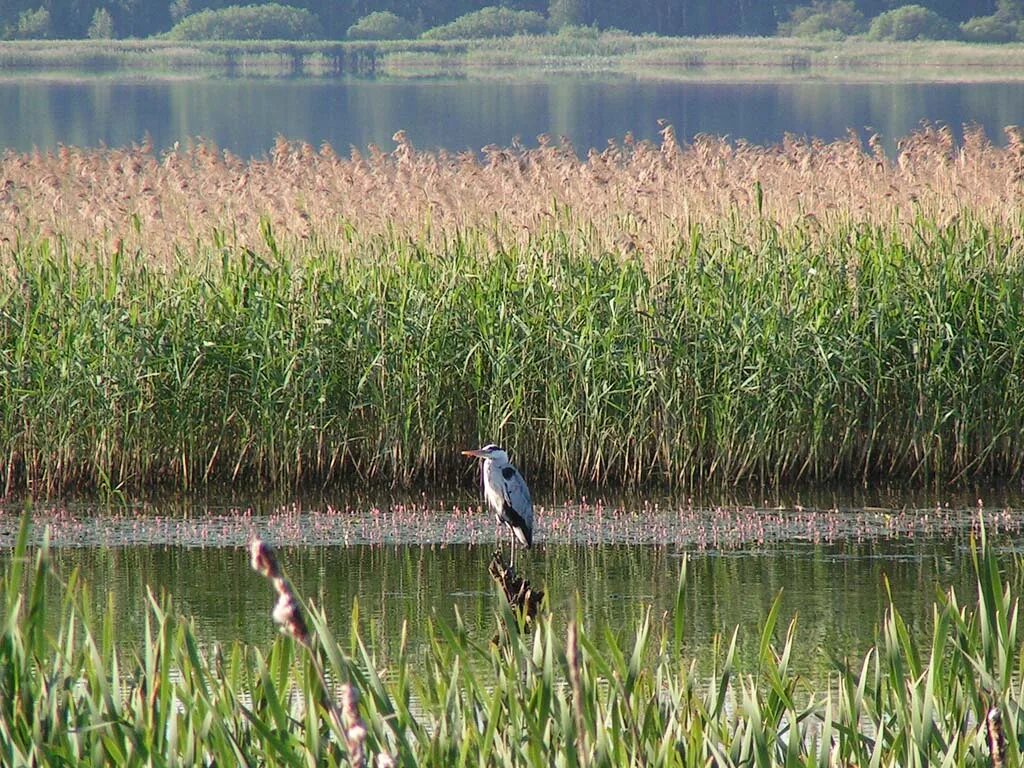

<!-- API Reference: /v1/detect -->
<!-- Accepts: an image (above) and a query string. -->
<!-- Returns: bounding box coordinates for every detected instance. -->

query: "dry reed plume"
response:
[2,123,1023,261]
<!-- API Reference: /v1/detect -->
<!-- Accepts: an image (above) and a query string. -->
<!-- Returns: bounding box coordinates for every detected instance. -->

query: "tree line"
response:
[0,0,1016,43]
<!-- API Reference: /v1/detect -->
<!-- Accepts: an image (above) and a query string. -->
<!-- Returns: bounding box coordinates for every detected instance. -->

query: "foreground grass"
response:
[1,515,1021,766]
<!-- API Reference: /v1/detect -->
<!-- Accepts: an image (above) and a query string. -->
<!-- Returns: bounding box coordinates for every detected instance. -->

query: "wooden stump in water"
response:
[489,551,544,621]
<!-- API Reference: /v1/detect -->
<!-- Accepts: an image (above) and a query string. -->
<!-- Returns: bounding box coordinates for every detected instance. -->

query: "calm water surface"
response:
[3,490,1023,681]
[2,77,1024,156]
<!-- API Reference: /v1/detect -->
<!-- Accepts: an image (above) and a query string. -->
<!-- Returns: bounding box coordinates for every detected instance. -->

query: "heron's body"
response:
[462,445,534,566]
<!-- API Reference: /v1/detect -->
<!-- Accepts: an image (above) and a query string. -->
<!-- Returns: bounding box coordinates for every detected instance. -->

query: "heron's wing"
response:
[500,465,534,533]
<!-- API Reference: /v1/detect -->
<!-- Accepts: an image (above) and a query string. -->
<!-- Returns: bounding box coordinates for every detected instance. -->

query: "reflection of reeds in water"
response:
[2,124,1023,260]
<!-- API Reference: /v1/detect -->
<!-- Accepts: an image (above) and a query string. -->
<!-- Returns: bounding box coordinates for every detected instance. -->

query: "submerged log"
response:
[489,551,544,622]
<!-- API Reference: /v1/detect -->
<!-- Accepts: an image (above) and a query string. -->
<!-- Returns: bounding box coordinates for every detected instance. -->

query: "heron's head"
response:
[461,444,508,463]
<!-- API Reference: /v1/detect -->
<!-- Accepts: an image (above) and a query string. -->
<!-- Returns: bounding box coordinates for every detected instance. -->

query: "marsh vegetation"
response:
[3,83,1024,764]
[1,515,1021,766]
[2,124,1023,494]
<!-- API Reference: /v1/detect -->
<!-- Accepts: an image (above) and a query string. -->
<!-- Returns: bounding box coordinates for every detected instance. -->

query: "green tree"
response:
[959,0,1021,41]
[997,0,1023,17]
[346,9,417,38]
[12,5,50,36]
[169,0,190,20]
[548,0,584,30]
[961,12,1018,40]
[780,0,866,37]
[0,0,1008,42]
[87,5,114,35]
[165,2,323,38]
[422,6,548,38]
[867,4,957,39]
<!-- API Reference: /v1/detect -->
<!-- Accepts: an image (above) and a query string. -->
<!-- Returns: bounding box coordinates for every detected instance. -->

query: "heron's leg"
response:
[510,537,516,570]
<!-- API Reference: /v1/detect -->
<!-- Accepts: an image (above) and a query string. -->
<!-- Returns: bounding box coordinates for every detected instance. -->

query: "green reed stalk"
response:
[2,514,1021,766]
[3,215,1024,495]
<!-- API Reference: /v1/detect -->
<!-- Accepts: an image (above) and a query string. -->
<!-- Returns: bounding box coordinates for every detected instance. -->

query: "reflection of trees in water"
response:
[1,79,1023,158]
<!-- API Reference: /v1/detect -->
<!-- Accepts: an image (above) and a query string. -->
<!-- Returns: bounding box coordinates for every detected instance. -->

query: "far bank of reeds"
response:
[4,36,1024,81]
[2,126,1024,494]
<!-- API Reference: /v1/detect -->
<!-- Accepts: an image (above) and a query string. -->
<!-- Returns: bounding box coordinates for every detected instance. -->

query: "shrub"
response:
[779,0,866,38]
[422,6,548,39]
[867,4,957,41]
[10,7,51,38]
[541,23,615,55]
[169,0,192,22]
[165,3,323,40]
[548,0,585,31]
[346,11,418,40]
[998,0,1024,18]
[960,14,1018,42]
[88,8,115,39]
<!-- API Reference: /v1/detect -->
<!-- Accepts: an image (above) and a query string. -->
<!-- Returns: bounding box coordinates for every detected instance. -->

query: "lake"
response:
[3,488,1023,682]
[2,76,1024,158]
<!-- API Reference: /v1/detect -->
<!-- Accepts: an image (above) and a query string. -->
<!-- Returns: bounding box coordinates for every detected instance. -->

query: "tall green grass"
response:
[3,215,1024,495]
[1,515,1021,765]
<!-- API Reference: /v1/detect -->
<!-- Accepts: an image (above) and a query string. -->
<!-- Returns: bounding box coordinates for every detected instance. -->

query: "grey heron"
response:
[462,444,534,569]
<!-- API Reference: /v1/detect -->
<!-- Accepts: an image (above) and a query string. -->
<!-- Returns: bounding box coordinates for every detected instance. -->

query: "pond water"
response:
[3,489,1023,682]
[2,76,1024,157]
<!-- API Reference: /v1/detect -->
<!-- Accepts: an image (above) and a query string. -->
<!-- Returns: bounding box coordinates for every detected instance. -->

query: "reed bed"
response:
[4,216,1024,492]
[3,124,1023,261]
[1,514,1022,766]
[3,126,1024,493]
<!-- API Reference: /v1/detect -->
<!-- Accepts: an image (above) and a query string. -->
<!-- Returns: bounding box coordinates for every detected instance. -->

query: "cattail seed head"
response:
[251,537,310,645]
[272,587,310,646]
[987,706,1006,768]
[250,537,280,579]
[341,683,360,713]
[341,683,368,768]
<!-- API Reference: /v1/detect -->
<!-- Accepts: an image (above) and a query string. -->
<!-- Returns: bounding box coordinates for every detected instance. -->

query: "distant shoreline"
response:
[2,36,1024,82]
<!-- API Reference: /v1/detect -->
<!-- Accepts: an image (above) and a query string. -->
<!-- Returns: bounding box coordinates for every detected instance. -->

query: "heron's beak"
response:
[462,449,487,459]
